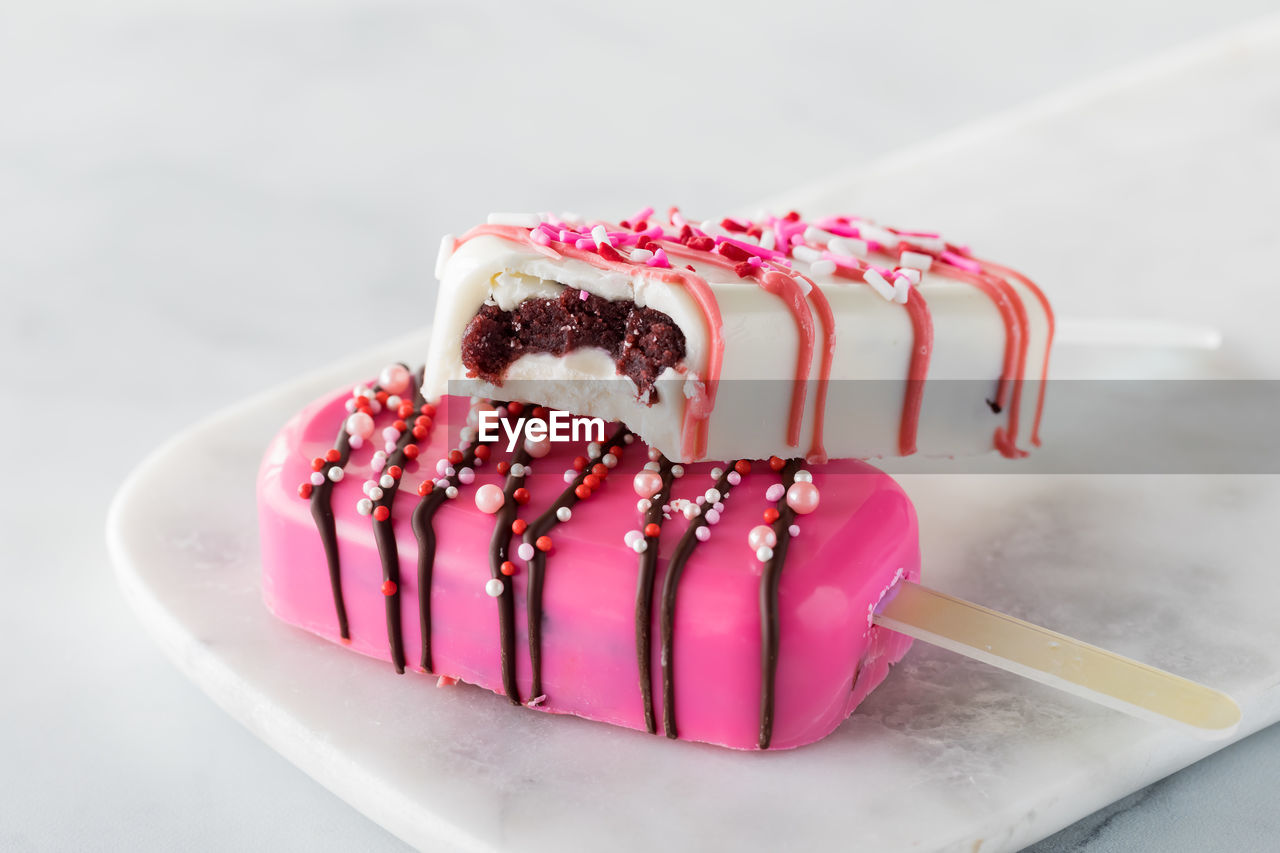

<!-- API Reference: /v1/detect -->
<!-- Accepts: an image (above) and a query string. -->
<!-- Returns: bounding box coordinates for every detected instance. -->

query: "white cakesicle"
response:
[424,215,1053,464]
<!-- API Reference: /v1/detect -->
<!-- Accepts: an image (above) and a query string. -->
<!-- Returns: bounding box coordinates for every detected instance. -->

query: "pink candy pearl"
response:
[345,411,376,440]
[379,363,411,395]
[786,481,820,515]
[474,483,505,514]
[748,524,777,551]
[525,436,552,458]
[633,469,663,499]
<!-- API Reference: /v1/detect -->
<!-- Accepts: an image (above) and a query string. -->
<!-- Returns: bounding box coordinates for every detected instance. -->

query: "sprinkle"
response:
[575,484,592,500]
[765,483,786,502]
[356,498,373,515]
[500,561,516,576]
[436,675,457,687]
[705,488,722,503]
[704,508,720,524]
[863,269,896,301]
[374,506,390,522]
[298,483,313,499]
[527,694,547,707]
[517,542,535,561]
[564,470,577,484]
[804,225,836,244]
[629,248,653,263]
[327,467,344,483]
[512,519,528,535]
[445,486,458,499]
[749,525,778,551]
[380,473,395,489]
[756,545,774,562]
[556,507,572,522]
[695,527,711,542]
[900,250,934,271]
[624,529,644,549]
[758,230,777,251]
[591,224,610,248]
[602,453,618,468]
[485,578,504,597]
[683,503,701,520]
[458,467,475,485]
[793,470,813,483]
[487,212,541,228]
[892,275,911,304]
[366,486,384,501]
[513,487,530,505]
[789,524,801,537]
[671,464,685,478]
[630,539,648,554]
[588,442,602,458]
[647,249,671,268]
[510,462,527,478]
[727,471,742,486]
[763,507,780,523]
[710,467,724,479]
[827,236,868,259]
[310,471,326,486]
[810,259,837,276]
[382,580,398,596]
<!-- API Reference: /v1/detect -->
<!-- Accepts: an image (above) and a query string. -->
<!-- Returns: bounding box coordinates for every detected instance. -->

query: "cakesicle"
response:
[258,376,919,750]
[424,209,1054,464]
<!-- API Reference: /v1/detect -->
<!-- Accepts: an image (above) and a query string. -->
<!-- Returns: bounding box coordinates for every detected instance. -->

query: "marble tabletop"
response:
[4,2,1279,850]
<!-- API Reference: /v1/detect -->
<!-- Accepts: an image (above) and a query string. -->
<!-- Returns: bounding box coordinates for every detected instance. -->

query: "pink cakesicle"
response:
[258,376,919,750]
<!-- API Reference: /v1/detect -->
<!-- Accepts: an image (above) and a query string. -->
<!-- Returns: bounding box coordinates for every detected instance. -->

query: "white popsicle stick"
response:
[1055,317,1222,350]
[873,581,1241,737]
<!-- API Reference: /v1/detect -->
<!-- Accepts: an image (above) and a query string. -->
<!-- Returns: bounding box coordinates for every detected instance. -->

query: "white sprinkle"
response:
[445,466,456,478]
[766,483,786,502]
[459,426,475,443]
[624,529,643,548]
[792,245,822,264]
[644,461,661,472]
[804,225,836,244]
[435,478,449,489]
[485,578,505,597]
[345,399,357,413]
[671,464,685,478]
[793,470,813,483]
[564,470,577,484]
[710,467,724,480]
[510,462,526,478]
[348,435,364,450]
[683,503,701,520]
[623,434,635,445]
[828,236,868,259]
[435,234,456,280]
[380,474,395,489]
[458,467,475,485]
[486,212,541,228]
[907,235,947,252]
[695,527,711,542]
[328,467,345,483]
[384,441,397,454]
[759,230,777,251]
[789,524,801,537]
[631,539,648,554]
[637,498,651,512]
[858,223,899,247]
[714,501,724,512]
[810,259,837,276]
[863,269,896,301]
[727,471,742,486]
[900,250,933,271]
[527,694,547,707]
[556,507,572,522]
[705,488,722,503]
[356,499,373,516]
[704,508,721,524]
[756,545,774,562]
[591,225,610,247]
[310,471,326,486]
[602,453,618,468]
[517,542,535,561]
[629,248,654,263]
[367,486,384,501]
[588,442,602,458]
[436,459,449,476]
[795,276,813,296]
[445,486,458,499]
[892,275,911,304]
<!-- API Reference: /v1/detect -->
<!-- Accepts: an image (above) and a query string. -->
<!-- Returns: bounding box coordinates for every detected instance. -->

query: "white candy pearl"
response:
[756,545,774,562]
[436,459,449,476]
[765,483,786,502]
[644,461,661,472]
[458,467,475,485]
[683,503,700,520]
[630,539,648,554]
[727,470,741,486]
[384,441,398,454]
[445,486,458,499]
[556,507,572,522]
[710,467,724,479]
[623,530,643,548]
[328,467,344,482]
[380,474,395,489]
[671,465,685,478]
[587,442,602,458]
[386,395,401,409]
[485,578,504,598]
[510,463,526,478]
[704,508,720,524]
[623,433,635,444]
[517,542,535,561]
[648,447,661,461]
[564,470,577,484]
[382,427,400,442]
[705,488,721,503]
[636,498,651,512]
[695,527,710,542]
[348,435,364,450]
[793,470,813,483]
[356,498,373,515]
[367,486,383,501]
[310,472,325,486]
[602,453,618,468]
[789,524,801,537]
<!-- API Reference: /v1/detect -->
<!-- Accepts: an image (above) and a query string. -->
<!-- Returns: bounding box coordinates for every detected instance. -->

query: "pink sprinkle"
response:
[579,290,589,301]
[575,237,596,250]
[716,235,788,261]
[629,206,654,224]
[647,248,671,268]
[669,208,687,228]
[530,229,551,246]
[748,256,763,267]
[640,226,664,238]
[941,250,982,272]
[559,229,577,242]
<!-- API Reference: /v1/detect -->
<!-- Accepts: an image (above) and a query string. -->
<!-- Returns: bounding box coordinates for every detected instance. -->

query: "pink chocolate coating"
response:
[258,387,920,750]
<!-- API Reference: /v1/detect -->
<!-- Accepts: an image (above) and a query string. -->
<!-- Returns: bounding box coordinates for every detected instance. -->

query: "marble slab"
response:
[108,16,1280,852]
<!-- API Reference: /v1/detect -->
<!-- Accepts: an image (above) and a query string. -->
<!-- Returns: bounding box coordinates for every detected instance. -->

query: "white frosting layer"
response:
[425,234,1052,462]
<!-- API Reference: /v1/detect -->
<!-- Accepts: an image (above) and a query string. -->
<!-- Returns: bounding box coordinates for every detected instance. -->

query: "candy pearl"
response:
[602,453,618,468]
[705,488,721,503]
[704,508,721,524]
[793,470,813,483]
[786,481,821,515]
[756,545,774,562]
[328,467,344,482]
[386,395,402,409]
[633,469,663,499]
[379,363,412,395]
[510,463,526,479]
[749,524,778,551]
[484,578,504,598]
[623,529,643,548]
[670,464,685,478]
[348,435,364,450]
[695,527,711,542]
[458,467,476,485]
[346,411,376,440]
[345,399,357,413]
[710,467,724,479]
[789,524,801,537]
[517,542,535,561]
[648,447,661,461]
[682,503,700,520]
[713,501,725,513]
[356,498,373,516]
[445,486,459,499]
[630,539,648,554]
[384,441,398,454]
[765,483,786,502]
[556,507,572,522]
[726,471,741,486]
[563,470,577,484]
[382,426,400,442]
[474,484,505,514]
[643,461,661,472]
[380,474,395,489]
[525,437,552,458]
[445,466,456,478]
[368,400,382,414]
[436,459,450,476]
[587,442,602,458]
[367,486,383,501]
[636,498,651,512]
[310,472,325,486]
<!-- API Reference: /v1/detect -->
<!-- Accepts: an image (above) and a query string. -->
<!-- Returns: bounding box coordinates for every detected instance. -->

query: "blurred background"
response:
[3,2,1279,849]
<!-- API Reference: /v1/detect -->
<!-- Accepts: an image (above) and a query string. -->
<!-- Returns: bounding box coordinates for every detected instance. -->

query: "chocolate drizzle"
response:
[634,457,674,734]
[368,371,424,674]
[411,436,486,674]
[659,463,741,740]
[758,459,802,749]
[488,432,531,705]
[523,426,630,701]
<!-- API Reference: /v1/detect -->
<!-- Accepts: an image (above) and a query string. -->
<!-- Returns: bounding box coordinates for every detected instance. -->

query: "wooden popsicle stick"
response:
[872,582,1241,737]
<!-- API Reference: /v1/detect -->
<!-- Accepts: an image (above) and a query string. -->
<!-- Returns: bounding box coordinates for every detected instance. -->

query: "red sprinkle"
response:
[381,580,397,596]
[418,482,431,496]
[734,459,752,475]
[392,419,407,432]
[688,235,714,252]
[535,535,553,552]
[573,456,588,472]
[598,243,623,262]
[448,449,465,465]
[404,445,420,459]
[497,461,510,475]
[590,464,607,479]
[583,474,601,490]
[747,225,764,239]
[325,448,341,463]
[718,242,750,261]
[679,224,694,242]
[763,508,780,523]
[769,456,785,472]
[311,457,325,471]
[375,391,390,405]
[784,211,800,222]
[513,488,530,505]
[512,519,528,535]
[355,397,372,412]
[387,465,403,479]
[374,506,390,522]
[533,406,551,420]
[421,403,437,417]
[507,401,525,416]
[412,426,428,440]
[608,445,624,458]
[474,444,491,460]
[734,261,755,278]
[721,217,747,233]
[632,220,649,231]
[575,484,592,500]
[298,483,313,499]
[644,523,661,538]
[398,402,415,419]
[636,235,654,250]
[500,561,517,577]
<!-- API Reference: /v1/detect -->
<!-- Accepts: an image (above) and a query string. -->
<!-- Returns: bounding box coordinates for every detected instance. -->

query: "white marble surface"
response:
[6,1,1280,850]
